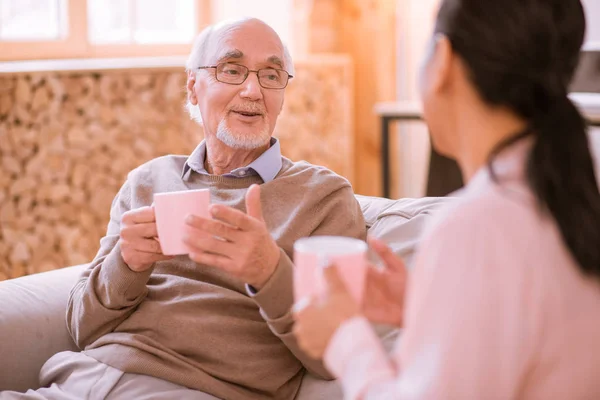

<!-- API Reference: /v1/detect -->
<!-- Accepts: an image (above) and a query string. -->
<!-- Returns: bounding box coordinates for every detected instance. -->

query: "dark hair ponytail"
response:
[436,0,600,277]
[526,94,600,275]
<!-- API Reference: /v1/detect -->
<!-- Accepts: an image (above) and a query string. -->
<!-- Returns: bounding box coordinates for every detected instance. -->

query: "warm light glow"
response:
[87,0,196,45]
[0,0,67,41]
[211,0,294,54]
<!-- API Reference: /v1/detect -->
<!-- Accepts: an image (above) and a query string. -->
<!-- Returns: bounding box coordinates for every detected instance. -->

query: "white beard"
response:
[216,118,271,150]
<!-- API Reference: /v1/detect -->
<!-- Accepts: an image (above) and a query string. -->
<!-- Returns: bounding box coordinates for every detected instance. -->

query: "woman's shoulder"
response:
[420,174,555,265]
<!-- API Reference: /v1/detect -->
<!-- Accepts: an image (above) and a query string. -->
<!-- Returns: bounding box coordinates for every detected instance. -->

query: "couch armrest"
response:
[358,196,453,268]
[0,264,86,391]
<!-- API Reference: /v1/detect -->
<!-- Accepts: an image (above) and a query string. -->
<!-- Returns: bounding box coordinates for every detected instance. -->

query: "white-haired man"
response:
[0,18,365,400]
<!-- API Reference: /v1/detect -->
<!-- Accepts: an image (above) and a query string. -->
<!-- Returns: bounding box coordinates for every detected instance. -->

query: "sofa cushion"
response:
[0,195,451,395]
[296,324,401,399]
[357,195,453,268]
[296,373,344,399]
[0,265,83,391]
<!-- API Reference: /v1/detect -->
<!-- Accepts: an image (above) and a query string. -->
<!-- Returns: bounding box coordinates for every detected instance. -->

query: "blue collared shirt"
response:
[182,138,283,182]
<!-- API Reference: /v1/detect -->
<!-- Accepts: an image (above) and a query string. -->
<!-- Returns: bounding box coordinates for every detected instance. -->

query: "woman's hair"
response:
[435,0,600,277]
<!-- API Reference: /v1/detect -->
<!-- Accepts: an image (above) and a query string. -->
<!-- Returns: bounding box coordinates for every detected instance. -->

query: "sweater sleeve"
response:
[248,185,367,379]
[66,179,154,349]
[324,202,540,399]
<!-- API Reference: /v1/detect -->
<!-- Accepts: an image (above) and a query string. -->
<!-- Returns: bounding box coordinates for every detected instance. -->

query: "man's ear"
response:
[187,70,198,105]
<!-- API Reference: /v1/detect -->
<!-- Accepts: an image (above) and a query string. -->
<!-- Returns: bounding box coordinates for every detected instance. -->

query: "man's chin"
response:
[216,130,271,150]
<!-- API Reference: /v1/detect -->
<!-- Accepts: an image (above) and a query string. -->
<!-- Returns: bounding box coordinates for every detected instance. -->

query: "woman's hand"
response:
[293,265,360,359]
[362,237,407,327]
[293,237,407,359]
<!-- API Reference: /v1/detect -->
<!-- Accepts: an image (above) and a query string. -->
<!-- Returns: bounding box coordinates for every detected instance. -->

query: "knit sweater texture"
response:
[67,155,366,400]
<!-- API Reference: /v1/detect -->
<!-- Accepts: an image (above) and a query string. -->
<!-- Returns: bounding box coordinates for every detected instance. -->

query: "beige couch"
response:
[0,195,451,398]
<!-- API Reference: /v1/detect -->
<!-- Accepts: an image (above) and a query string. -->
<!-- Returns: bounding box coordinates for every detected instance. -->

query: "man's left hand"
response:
[183,184,281,289]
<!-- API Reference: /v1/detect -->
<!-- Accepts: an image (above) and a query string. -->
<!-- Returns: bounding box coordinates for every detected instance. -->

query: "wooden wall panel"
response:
[340,0,396,196]
[0,57,353,280]
[304,0,397,196]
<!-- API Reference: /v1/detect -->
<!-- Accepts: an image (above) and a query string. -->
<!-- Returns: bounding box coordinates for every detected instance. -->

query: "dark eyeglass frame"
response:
[196,62,294,89]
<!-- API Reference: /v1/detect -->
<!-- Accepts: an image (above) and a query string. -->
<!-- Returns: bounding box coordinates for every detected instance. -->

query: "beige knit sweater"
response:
[66,155,366,400]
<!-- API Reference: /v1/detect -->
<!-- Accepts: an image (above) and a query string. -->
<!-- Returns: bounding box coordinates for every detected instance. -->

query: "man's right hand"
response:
[119,206,173,272]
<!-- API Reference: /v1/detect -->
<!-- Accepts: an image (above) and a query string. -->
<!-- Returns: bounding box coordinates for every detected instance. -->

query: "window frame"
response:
[0,0,210,61]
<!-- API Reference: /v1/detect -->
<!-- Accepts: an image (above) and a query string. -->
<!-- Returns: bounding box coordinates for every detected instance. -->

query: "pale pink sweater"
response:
[325,141,600,399]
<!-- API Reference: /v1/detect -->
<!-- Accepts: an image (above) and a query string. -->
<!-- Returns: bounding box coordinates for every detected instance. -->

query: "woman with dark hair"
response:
[293,0,600,398]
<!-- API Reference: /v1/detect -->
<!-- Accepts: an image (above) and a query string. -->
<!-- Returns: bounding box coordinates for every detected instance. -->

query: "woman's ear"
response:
[187,70,198,105]
[429,34,454,95]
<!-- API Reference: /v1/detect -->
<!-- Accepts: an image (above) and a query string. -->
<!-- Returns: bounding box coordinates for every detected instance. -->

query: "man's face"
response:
[189,21,287,150]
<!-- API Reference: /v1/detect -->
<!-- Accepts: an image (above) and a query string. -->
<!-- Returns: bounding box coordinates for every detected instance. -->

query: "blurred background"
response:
[0,0,599,280]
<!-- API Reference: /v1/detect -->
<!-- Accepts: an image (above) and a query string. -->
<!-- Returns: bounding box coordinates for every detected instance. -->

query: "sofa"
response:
[0,195,451,398]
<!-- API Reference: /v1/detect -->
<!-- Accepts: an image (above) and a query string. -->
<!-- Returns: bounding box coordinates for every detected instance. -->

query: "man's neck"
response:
[204,137,270,175]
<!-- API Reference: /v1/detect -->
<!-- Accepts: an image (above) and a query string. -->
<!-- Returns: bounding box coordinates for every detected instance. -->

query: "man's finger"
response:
[245,184,264,221]
[122,206,155,224]
[121,222,158,240]
[185,214,240,241]
[189,250,232,271]
[368,236,406,273]
[209,205,255,231]
[183,234,235,257]
[122,237,163,254]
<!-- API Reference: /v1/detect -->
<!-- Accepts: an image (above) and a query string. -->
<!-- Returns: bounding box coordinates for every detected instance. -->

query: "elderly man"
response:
[0,17,365,400]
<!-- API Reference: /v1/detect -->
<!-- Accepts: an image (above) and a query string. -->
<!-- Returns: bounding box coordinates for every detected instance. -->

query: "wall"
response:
[582,0,600,171]
[582,0,600,45]
[0,56,353,280]
[394,0,439,198]
[301,0,398,197]
[211,0,295,53]
[339,0,397,198]
[394,0,600,198]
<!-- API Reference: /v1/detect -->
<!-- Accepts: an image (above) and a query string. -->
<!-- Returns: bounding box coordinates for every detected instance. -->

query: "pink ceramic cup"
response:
[293,236,368,304]
[153,189,210,256]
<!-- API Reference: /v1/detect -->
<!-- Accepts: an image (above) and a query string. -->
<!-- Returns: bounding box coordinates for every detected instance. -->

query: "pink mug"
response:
[153,189,210,256]
[293,236,368,304]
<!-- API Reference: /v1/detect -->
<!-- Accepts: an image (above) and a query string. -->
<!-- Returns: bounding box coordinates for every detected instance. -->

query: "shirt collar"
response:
[182,137,282,183]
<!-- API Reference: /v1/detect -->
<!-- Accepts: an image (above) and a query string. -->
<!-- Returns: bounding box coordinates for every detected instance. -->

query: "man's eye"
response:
[262,70,280,80]
[223,69,240,75]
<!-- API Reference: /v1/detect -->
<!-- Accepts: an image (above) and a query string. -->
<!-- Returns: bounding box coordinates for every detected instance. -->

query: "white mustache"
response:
[230,103,265,114]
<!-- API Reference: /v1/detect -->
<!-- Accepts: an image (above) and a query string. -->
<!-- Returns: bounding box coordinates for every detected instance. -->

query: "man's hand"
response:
[119,206,173,272]
[183,184,281,289]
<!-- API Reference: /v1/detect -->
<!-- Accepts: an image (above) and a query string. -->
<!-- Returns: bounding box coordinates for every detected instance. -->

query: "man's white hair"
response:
[185,17,294,125]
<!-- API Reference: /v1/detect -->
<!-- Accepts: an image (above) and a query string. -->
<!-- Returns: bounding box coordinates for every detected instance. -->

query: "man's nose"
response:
[239,72,263,100]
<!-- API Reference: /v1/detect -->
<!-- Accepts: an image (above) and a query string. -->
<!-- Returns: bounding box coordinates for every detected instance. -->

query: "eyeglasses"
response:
[197,62,293,89]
